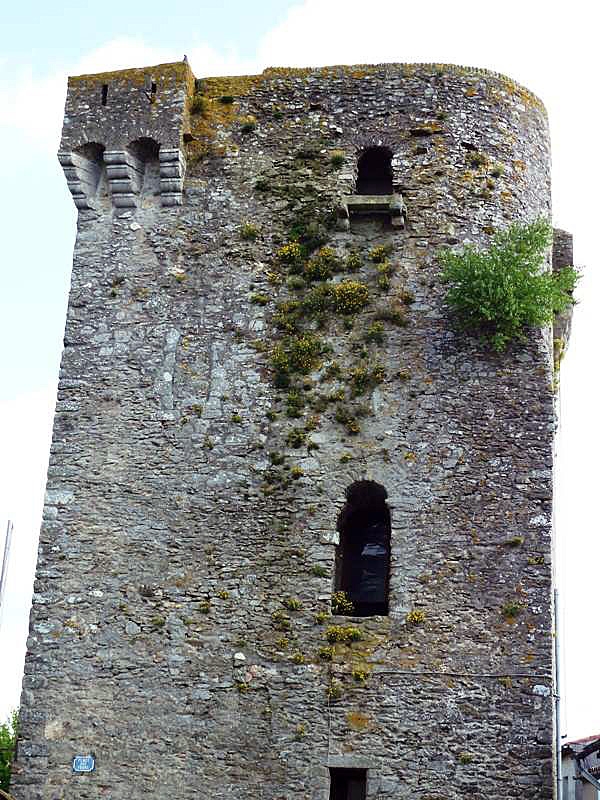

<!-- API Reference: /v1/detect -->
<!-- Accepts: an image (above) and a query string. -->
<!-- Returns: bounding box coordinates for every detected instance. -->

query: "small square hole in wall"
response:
[329,767,367,800]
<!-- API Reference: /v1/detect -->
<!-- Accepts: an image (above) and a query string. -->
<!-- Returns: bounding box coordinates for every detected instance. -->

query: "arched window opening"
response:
[335,480,391,617]
[75,141,105,165]
[74,142,107,198]
[128,137,161,197]
[356,147,393,195]
[129,137,160,163]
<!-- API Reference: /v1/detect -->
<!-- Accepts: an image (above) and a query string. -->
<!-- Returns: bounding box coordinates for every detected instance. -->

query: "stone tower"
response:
[13,60,570,800]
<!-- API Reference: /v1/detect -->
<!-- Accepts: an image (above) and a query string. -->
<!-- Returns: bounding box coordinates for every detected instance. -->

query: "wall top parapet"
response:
[67,59,545,116]
[68,60,194,93]
[196,61,547,116]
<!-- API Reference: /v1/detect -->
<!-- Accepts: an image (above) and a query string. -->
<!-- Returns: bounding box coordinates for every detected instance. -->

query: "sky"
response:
[0,0,598,741]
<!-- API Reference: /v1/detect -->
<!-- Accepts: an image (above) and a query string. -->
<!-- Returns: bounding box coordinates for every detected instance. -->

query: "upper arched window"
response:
[129,137,160,164]
[128,137,160,197]
[335,480,391,616]
[73,142,107,199]
[355,147,393,195]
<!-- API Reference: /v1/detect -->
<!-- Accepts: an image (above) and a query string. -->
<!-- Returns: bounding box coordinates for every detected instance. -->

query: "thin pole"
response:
[555,587,562,800]
[0,520,13,624]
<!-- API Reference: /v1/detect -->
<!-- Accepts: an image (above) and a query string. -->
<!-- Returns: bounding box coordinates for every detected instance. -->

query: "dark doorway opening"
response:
[335,480,391,617]
[356,147,393,195]
[329,768,367,800]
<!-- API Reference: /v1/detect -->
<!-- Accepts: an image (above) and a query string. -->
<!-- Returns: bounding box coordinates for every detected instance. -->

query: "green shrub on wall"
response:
[440,218,578,351]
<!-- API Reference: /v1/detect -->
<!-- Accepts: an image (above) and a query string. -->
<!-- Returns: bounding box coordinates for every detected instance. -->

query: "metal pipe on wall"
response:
[555,587,563,800]
[0,520,13,625]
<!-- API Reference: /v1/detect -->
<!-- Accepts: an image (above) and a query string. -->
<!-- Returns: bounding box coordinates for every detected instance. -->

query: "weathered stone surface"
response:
[13,60,562,799]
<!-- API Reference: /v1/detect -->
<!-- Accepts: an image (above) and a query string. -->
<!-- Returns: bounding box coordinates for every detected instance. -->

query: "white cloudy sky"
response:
[1,0,598,740]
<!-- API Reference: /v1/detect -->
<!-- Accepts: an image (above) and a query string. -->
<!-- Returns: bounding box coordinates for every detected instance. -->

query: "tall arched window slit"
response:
[334,480,391,617]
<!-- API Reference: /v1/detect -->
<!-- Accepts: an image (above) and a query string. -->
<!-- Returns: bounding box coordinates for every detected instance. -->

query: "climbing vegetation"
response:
[325,625,362,643]
[440,218,578,351]
[405,609,426,626]
[244,187,413,490]
[331,591,354,615]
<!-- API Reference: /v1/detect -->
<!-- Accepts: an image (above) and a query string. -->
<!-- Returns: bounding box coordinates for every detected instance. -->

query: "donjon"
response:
[14,60,574,799]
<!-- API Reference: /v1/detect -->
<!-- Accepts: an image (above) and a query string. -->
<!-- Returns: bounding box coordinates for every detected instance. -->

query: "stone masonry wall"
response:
[13,62,558,800]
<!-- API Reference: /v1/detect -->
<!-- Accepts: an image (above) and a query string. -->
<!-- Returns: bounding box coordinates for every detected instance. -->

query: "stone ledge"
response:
[337,193,407,229]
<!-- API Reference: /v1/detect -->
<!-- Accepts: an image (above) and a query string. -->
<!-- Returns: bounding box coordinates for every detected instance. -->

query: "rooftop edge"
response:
[67,60,547,116]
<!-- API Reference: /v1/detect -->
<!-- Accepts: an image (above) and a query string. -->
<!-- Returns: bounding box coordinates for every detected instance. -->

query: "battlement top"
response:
[66,59,546,115]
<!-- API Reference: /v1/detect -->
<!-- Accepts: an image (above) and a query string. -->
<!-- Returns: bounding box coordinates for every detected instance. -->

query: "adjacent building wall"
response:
[562,739,600,800]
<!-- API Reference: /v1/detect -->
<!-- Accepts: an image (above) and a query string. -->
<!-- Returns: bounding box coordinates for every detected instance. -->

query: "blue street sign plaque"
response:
[72,754,95,773]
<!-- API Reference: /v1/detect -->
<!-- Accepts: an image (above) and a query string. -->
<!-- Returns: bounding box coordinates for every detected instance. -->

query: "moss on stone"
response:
[69,60,194,94]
